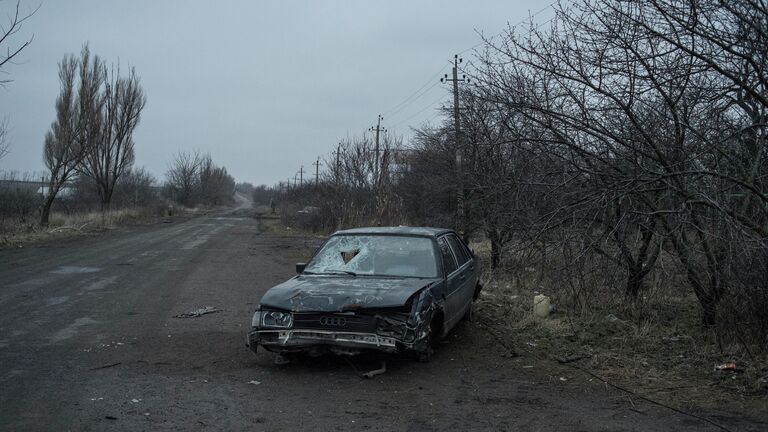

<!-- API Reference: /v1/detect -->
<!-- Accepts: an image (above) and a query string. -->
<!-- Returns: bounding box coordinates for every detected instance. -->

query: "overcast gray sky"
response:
[1,0,549,185]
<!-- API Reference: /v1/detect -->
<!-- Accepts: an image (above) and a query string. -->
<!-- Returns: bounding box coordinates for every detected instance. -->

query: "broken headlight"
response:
[261,311,293,328]
[251,310,262,328]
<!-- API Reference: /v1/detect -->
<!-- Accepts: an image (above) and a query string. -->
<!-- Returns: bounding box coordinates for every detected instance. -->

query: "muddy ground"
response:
[0,209,765,431]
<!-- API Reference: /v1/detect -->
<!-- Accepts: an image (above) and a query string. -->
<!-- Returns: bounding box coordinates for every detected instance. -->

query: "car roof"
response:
[333,226,454,238]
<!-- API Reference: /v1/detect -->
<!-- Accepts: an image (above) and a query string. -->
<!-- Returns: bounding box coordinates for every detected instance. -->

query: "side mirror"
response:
[296,262,307,274]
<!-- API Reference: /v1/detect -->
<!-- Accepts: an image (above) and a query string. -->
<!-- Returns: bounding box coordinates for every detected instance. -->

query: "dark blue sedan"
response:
[247,227,481,361]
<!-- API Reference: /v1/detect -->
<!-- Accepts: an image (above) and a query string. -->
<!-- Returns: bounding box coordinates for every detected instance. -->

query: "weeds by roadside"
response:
[475,268,768,419]
[0,206,171,249]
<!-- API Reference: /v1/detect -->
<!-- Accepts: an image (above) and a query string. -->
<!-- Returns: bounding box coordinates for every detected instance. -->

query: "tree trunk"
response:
[40,193,56,226]
[625,266,643,298]
[489,230,501,269]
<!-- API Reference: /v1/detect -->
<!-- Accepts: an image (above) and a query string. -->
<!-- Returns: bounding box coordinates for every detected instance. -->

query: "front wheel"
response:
[415,316,442,362]
[416,328,434,363]
[462,301,474,322]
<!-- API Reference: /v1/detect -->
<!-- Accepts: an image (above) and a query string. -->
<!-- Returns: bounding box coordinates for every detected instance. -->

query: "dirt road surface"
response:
[0,209,764,431]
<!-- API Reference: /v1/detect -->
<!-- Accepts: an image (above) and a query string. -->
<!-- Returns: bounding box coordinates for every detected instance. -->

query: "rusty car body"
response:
[247,227,481,361]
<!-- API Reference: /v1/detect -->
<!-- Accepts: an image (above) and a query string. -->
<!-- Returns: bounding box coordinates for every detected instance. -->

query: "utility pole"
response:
[332,143,342,184]
[313,157,321,186]
[299,165,304,186]
[369,115,386,187]
[441,54,469,237]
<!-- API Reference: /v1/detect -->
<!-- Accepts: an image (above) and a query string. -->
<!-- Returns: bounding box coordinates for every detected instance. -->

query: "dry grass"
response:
[0,206,170,249]
[474,259,768,419]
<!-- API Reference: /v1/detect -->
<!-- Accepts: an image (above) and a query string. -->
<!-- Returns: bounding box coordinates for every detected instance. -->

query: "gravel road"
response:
[0,209,763,431]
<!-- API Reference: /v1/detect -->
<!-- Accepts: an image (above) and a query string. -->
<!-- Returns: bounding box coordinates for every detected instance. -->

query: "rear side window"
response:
[437,237,458,275]
[446,234,470,267]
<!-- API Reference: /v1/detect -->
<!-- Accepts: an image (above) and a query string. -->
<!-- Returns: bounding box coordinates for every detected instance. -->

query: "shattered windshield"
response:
[304,235,438,278]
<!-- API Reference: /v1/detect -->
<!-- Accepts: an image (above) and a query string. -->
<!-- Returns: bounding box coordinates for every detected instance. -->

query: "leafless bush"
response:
[164,151,234,207]
[0,171,39,230]
[275,133,407,232]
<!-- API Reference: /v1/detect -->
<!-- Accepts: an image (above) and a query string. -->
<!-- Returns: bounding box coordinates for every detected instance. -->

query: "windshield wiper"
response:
[325,269,358,276]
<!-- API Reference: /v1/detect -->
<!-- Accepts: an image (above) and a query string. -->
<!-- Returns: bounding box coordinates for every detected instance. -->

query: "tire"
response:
[416,318,439,363]
[462,301,474,322]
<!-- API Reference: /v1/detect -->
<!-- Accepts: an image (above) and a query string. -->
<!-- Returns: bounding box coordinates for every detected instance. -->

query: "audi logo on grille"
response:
[320,316,347,327]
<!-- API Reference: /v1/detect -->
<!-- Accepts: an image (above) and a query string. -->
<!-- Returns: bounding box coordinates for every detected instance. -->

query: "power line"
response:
[289,1,562,186]
[457,2,558,56]
[381,64,450,118]
[383,1,560,133]
[384,79,443,121]
[390,94,449,129]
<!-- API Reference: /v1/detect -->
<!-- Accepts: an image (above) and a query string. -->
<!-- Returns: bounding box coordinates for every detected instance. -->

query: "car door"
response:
[436,236,463,330]
[445,234,475,318]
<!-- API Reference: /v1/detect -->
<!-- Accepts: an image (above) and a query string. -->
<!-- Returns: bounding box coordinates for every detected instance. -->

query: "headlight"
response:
[251,310,262,328]
[262,311,293,328]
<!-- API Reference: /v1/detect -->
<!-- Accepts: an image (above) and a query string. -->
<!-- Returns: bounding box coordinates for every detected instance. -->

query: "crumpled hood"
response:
[258,275,441,312]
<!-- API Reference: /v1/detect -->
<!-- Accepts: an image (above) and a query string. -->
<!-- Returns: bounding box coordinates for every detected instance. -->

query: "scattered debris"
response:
[105,415,118,420]
[557,354,584,364]
[248,380,261,385]
[362,361,387,379]
[714,362,737,372]
[173,306,223,319]
[526,341,538,347]
[559,377,568,382]
[48,222,92,234]
[273,354,290,365]
[662,334,691,342]
[131,398,141,403]
[91,362,121,370]
[605,313,622,322]
[533,294,551,318]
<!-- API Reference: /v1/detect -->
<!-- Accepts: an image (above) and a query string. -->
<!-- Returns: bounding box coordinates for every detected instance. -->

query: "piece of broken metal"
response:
[362,361,387,379]
[557,354,584,364]
[90,362,121,370]
[173,306,223,319]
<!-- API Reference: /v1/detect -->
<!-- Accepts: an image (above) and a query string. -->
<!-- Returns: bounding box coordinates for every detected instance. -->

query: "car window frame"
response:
[437,235,459,277]
[445,234,471,268]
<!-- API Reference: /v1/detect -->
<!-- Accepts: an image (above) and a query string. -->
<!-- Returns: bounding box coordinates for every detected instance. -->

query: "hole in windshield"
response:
[304,235,438,278]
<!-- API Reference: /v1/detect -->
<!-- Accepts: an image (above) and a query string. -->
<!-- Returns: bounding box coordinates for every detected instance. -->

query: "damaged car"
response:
[247,227,481,361]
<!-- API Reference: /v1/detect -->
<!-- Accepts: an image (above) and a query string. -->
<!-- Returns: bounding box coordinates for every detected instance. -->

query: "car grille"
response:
[293,313,377,333]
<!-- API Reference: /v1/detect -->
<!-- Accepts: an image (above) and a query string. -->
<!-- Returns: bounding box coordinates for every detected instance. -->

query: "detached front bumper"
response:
[248,328,401,355]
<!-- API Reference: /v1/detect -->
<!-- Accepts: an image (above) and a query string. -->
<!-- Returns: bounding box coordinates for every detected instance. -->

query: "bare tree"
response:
[165,150,203,206]
[79,64,146,211]
[0,1,37,163]
[198,154,235,205]
[41,54,84,225]
[0,0,37,85]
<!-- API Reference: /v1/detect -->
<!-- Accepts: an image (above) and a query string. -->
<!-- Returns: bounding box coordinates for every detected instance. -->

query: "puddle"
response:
[83,276,119,291]
[50,266,102,275]
[49,316,98,342]
[46,296,69,306]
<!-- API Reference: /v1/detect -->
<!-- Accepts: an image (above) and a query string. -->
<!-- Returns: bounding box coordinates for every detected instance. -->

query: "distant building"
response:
[0,180,75,198]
